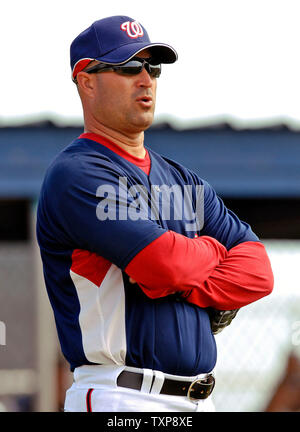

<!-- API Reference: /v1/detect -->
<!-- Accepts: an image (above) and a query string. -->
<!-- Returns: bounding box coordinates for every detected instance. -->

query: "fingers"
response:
[129,277,137,284]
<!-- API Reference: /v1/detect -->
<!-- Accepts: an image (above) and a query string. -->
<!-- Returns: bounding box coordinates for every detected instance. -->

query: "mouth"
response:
[136,95,153,108]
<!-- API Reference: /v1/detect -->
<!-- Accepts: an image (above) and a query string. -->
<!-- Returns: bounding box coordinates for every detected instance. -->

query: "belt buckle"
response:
[187,373,215,402]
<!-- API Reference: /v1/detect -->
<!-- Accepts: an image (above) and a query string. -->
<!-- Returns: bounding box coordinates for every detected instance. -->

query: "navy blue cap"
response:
[71,15,178,80]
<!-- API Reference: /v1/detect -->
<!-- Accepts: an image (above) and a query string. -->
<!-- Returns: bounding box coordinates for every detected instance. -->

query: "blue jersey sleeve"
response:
[156,152,258,250]
[37,153,167,270]
[200,179,259,249]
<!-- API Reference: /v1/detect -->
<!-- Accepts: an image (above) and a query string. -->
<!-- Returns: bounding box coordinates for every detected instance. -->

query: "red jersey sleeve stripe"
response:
[71,249,112,287]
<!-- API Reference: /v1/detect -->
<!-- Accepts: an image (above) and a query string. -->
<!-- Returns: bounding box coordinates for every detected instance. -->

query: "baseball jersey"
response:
[36,133,259,374]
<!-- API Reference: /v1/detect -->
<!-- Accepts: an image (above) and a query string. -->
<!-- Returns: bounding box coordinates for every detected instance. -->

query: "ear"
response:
[76,72,96,97]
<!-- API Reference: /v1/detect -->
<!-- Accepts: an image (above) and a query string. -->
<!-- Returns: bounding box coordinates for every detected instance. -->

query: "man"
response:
[36,15,274,412]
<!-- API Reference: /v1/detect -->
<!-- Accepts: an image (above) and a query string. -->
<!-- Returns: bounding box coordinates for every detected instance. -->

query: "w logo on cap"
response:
[121,21,144,38]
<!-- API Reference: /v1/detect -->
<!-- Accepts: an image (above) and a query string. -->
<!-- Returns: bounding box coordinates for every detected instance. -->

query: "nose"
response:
[136,66,153,88]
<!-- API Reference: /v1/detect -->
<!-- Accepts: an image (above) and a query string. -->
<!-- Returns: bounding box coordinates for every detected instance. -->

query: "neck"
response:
[84,123,146,159]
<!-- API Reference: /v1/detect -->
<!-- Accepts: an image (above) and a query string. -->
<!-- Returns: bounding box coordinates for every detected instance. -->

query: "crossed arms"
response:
[125,231,273,310]
[50,156,274,310]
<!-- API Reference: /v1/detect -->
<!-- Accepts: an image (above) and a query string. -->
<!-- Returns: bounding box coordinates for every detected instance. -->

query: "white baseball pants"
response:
[64,365,216,412]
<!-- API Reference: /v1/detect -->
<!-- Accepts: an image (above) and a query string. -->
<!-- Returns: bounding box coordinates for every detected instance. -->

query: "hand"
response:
[207,308,239,334]
[129,277,137,284]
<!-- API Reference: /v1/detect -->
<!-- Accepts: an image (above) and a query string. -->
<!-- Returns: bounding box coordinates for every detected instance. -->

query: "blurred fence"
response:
[0,242,38,411]
[0,236,299,411]
[213,240,300,412]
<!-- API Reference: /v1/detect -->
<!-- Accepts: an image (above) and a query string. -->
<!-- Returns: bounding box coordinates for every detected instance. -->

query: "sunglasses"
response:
[84,57,162,79]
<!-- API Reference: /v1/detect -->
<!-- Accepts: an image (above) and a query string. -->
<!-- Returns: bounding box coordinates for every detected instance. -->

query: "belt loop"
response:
[140,369,154,393]
[150,370,165,394]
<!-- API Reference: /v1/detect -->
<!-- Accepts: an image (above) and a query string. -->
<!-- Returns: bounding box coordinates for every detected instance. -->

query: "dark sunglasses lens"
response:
[115,61,143,76]
[116,60,161,78]
[148,64,161,78]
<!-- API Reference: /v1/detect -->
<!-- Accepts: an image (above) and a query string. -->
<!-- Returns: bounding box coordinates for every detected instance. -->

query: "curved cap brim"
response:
[94,42,178,65]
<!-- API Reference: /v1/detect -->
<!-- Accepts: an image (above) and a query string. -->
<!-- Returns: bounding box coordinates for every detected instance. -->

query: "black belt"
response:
[117,370,215,401]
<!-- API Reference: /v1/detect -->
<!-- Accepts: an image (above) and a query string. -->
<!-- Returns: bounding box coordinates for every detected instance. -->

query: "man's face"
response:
[90,49,157,135]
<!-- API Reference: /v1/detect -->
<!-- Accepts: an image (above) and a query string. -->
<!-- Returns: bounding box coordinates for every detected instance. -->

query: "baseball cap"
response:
[70,15,178,81]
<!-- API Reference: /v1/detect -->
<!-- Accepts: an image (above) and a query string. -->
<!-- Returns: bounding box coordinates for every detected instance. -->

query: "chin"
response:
[139,112,155,128]
[124,108,155,132]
